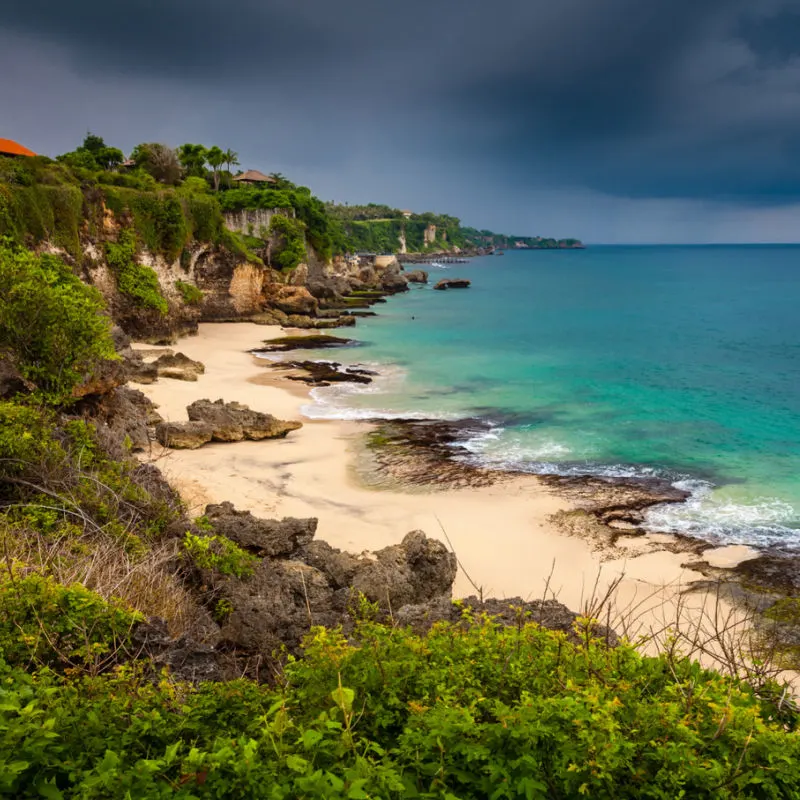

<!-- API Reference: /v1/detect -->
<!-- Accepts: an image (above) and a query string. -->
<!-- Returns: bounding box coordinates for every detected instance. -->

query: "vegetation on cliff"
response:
[0,243,117,403]
[326,203,583,254]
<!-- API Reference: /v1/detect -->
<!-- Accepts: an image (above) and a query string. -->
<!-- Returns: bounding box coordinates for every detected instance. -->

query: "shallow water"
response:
[299,246,800,548]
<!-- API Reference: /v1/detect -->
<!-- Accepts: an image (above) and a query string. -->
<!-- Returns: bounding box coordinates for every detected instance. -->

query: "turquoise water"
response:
[302,246,800,548]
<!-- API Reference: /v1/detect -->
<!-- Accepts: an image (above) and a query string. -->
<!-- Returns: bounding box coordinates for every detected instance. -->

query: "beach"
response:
[133,322,760,642]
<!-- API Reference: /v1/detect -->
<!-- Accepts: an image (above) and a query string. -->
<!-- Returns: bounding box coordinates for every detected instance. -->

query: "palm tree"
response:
[206,146,226,192]
[223,148,239,178]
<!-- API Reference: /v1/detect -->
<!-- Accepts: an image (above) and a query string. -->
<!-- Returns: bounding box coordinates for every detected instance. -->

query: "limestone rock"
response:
[153,352,206,382]
[267,285,319,316]
[155,421,214,449]
[187,398,302,441]
[433,278,471,290]
[205,501,317,556]
[405,270,428,284]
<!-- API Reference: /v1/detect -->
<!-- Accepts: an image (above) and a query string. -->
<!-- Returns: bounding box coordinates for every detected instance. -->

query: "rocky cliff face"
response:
[36,198,409,343]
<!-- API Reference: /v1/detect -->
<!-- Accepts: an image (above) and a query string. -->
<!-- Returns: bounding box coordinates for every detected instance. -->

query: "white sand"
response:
[134,323,757,640]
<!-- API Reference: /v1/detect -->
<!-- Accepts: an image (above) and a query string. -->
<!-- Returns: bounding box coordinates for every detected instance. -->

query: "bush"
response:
[0,572,141,671]
[0,244,117,403]
[174,280,204,306]
[105,230,168,314]
[183,532,258,578]
[268,214,307,270]
[0,618,799,798]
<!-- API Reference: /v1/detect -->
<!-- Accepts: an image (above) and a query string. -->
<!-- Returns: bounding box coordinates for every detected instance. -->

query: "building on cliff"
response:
[233,169,277,186]
[0,138,36,158]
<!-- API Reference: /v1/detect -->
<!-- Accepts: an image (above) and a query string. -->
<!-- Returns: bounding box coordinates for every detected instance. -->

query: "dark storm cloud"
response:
[4,0,800,205]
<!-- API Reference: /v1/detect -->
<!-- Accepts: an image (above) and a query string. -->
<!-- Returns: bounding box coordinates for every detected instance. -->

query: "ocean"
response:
[300,246,800,549]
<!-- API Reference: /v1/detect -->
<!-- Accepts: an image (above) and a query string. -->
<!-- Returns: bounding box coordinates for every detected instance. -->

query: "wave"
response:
[300,362,460,422]
[459,428,800,547]
[294,356,800,549]
[645,481,799,548]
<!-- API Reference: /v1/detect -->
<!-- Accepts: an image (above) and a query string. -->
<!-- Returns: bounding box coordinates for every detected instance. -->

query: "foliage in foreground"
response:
[1,610,799,799]
[0,243,117,403]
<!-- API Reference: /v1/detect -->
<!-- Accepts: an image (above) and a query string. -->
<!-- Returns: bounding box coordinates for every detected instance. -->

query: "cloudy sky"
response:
[4,0,800,242]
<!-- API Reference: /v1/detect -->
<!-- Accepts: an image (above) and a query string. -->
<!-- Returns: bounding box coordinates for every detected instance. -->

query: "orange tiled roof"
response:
[0,138,36,157]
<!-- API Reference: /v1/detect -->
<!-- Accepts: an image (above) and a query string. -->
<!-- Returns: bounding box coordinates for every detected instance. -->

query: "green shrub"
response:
[0,572,141,670]
[0,244,117,403]
[105,230,168,314]
[1,618,799,798]
[183,532,258,578]
[268,213,307,270]
[174,280,204,306]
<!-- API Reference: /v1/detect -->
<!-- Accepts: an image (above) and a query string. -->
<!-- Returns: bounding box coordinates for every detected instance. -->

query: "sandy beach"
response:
[134,322,759,642]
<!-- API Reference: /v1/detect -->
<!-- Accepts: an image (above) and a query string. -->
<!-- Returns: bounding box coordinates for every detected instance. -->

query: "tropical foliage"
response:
[0,243,117,403]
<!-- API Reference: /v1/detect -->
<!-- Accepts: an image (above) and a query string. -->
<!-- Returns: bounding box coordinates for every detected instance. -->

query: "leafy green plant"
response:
[174,280,204,305]
[183,532,258,578]
[0,572,141,671]
[1,617,799,798]
[268,213,307,270]
[0,244,117,403]
[105,230,168,314]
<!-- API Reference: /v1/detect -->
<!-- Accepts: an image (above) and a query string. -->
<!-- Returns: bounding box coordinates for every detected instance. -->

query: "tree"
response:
[206,146,226,192]
[95,147,124,171]
[177,143,208,179]
[0,242,117,403]
[55,133,124,172]
[132,143,182,185]
[222,148,239,175]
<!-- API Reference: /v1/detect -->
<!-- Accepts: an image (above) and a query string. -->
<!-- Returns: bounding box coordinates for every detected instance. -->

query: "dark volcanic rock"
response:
[734,555,800,595]
[132,618,222,683]
[394,596,618,645]
[433,278,471,290]
[300,531,456,609]
[205,501,317,556]
[362,418,504,489]
[257,334,355,352]
[75,386,162,453]
[276,360,374,386]
[186,398,302,442]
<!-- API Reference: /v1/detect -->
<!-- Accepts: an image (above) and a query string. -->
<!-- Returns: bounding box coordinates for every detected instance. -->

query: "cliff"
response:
[0,156,410,342]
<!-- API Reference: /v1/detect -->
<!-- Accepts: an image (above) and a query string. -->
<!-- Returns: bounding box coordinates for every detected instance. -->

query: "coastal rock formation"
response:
[257,334,355,352]
[205,501,317,557]
[394,596,618,645]
[264,284,319,316]
[186,398,303,441]
[405,269,428,283]
[75,385,163,453]
[156,420,214,449]
[274,360,375,386]
[192,509,457,658]
[152,352,206,382]
[434,278,471,290]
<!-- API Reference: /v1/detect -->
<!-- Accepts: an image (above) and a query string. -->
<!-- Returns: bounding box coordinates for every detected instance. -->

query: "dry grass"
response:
[1,521,203,637]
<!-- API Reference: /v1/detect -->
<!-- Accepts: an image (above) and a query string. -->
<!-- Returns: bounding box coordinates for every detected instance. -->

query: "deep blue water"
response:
[300,246,800,547]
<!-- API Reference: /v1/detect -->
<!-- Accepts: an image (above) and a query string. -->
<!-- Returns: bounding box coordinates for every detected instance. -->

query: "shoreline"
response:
[132,322,766,647]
